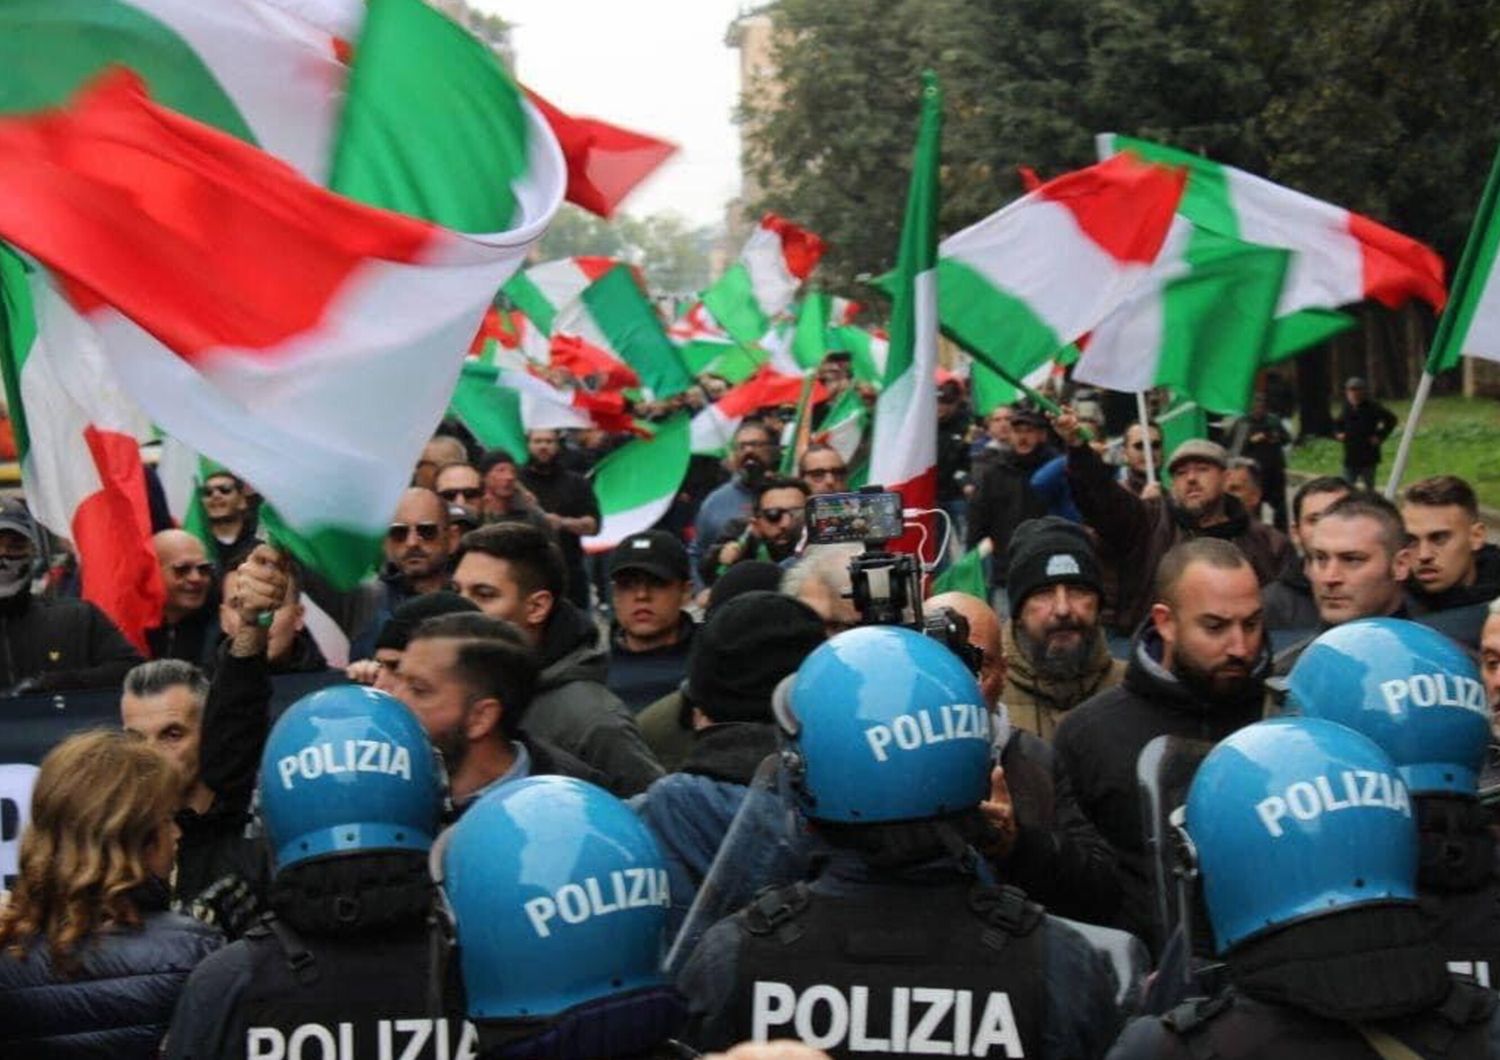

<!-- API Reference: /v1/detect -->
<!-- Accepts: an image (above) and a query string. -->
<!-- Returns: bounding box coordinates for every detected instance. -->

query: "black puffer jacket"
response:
[0,882,223,1058]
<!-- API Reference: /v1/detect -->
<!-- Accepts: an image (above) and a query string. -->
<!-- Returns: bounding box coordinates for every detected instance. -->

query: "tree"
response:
[535,205,716,293]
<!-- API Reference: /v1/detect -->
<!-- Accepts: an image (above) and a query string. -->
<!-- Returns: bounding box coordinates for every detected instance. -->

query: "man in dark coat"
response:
[1333,375,1397,490]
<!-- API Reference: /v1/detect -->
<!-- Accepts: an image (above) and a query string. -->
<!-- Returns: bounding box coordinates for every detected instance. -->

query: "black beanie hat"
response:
[1005,517,1102,610]
[375,591,481,652]
[706,559,784,614]
[685,591,825,724]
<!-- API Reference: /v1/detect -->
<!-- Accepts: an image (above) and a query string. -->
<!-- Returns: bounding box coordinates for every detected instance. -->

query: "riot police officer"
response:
[1286,618,1500,991]
[676,625,1126,1059]
[433,774,693,1059]
[1110,716,1500,1058]
[163,685,459,1059]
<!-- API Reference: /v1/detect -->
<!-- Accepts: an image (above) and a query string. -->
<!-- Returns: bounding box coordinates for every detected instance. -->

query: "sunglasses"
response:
[1130,441,1164,452]
[803,467,847,481]
[437,487,483,502]
[756,506,805,523]
[169,561,215,578]
[199,483,238,497]
[387,522,442,543]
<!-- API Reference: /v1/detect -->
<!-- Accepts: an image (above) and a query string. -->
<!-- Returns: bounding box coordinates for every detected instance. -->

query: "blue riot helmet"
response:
[434,775,679,1051]
[259,685,444,873]
[1185,716,1418,954]
[1286,618,1488,796]
[773,625,992,823]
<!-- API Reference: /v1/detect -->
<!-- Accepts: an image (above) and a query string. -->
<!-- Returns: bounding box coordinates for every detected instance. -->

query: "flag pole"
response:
[1135,391,1157,485]
[1384,140,1500,498]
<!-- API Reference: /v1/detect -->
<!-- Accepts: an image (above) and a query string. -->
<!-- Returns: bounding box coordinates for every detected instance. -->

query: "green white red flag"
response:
[503,256,624,335]
[0,2,563,586]
[690,368,825,457]
[701,215,827,346]
[584,414,692,552]
[553,264,693,398]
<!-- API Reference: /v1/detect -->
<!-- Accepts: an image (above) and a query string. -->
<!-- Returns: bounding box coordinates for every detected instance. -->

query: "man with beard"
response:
[691,421,777,588]
[1114,421,1163,497]
[394,611,601,812]
[347,487,458,660]
[1057,409,1291,637]
[999,518,1126,741]
[1052,538,1270,947]
[521,428,601,609]
[701,476,809,584]
[966,404,1054,610]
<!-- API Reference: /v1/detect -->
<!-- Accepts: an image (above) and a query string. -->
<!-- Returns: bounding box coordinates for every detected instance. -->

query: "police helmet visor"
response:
[771,673,800,738]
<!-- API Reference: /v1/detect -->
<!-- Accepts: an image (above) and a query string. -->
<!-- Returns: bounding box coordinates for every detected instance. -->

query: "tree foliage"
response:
[535,205,716,294]
[740,0,1500,292]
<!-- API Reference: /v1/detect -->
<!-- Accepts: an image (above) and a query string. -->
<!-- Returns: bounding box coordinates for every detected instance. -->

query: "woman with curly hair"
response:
[0,729,222,1057]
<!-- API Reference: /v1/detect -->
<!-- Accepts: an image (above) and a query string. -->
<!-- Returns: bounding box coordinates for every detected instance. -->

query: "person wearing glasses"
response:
[433,460,485,523]
[0,498,140,693]
[797,444,849,496]
[700,476,810,586]
[690,420,779,589]
[345,487,461,661]
[149,529,222,666]
[197,472,258,567]
[1115,421,1163,497]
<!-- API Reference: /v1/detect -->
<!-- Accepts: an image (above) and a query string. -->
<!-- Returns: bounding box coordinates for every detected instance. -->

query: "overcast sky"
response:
[476,0,748,229]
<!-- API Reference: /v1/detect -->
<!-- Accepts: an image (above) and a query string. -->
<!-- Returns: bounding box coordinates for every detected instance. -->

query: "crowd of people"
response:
[2,359,1500,1059]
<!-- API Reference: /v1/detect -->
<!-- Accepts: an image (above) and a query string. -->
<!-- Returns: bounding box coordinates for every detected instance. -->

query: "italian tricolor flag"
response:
[701,215,827,346]
[934,153,1187,389]
[1428,145,1500,373]
[869,73,944,546]
[503,256,624,335]
[1098,134,1448,353]
[553,264,693,398]
[584,414,692,552]
[0,0,564,587]
[690,368,825,457]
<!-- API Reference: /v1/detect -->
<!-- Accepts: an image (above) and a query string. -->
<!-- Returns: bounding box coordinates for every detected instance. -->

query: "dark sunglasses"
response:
[757,506,805,523]
[437,487,483,502]
[169,560,215,578]
[1130,441,1164,452]
[199,483,238,497]
[803,467,847,480]
[387,522,442,543]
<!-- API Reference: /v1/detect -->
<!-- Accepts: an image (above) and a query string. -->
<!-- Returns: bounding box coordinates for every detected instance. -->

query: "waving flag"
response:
[0,4,563,588]
[584,414,692,552]
[523,89,677,219]
[553,265,692,397]
[504,255,624,334]
[702,214,826,345]
[690,368,826,457]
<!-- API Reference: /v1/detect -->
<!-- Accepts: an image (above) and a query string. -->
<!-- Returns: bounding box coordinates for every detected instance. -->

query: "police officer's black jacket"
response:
[1418,795,1500,994]
[163,857,457,1060]
[677,852,1124,1060]
[1335,398,1398,470]
[0,588,141,691]
[1053,623,1269,949]
[1108,906,1500,1059]
[0,878,223,1059]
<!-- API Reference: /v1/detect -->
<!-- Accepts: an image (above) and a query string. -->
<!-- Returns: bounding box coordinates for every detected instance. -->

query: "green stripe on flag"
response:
[1429,144,1500,374]
[0,0,256,143]
[792,294,830,370]
[582,266,693,397]
[503,272,556,334]
[449,362,529,462]
[679,340,765,383]
[331,0,528,232]
[0,247,37,460]
[701,263,771,346]
[592,413,690,514]
[258,505,380,592]
[934,259,1062,386]
[1266,307,1355,361]
[1110,134,1241,238]
[930,545,988,601]
[971,361,1020,415]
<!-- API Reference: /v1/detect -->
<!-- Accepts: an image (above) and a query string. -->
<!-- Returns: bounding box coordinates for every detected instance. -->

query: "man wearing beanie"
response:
[1002,518,1125,741]
[631,591,825,936]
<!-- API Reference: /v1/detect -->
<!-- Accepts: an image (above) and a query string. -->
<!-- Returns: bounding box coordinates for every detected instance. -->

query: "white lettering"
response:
[892,986,910,1053]
[524,896,556,938]
[752,981,797,1039]
[276,741,414,790]
[394,1019,432,1060]
[794,984,850,1050]
[848,985,890,1051]
[892,714,922,751]
[866,726,893,763]
[1256,771,1413,837]
[248,1028,285,1060]
[972,992,1025,1057]
[862,705,989,763]
[521,871,671,937]
[287,1023,337,1060]
[556,883,590,923]
[1379,675,1487,717]
[1448,960,1492,988]
[908,987,953,1053]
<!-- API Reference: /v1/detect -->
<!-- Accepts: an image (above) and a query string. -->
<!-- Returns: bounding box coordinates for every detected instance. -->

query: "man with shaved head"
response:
[347,486,458,659]
[148,529,220,665]
[1053,538,1270,947]
[926,588,1123,926]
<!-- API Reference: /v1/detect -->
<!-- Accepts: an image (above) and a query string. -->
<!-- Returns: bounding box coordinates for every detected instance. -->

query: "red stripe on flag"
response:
[550,333,640,391]
[1038,154,1186,264]
[74,426,164,653]
[759,214,827,280]
[882,467,938,563]
[524,89,677,220]
[1347,211,1448,312]
[0,69,436,360]
[575,256,624,282]
[715,367,826,419]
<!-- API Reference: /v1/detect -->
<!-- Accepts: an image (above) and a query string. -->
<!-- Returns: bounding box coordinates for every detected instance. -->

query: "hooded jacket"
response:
[520,599,664,797]
[1066,441,1292,635]
[1001,622,1126,742]
[1262,552,1321,633]
[1052,622,1270,947]
[0,879,223,1059]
